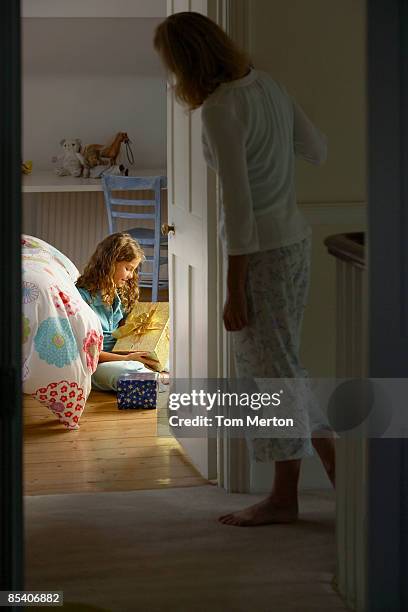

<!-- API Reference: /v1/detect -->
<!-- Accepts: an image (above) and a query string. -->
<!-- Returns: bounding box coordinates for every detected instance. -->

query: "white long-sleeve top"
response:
[201,68,327,255]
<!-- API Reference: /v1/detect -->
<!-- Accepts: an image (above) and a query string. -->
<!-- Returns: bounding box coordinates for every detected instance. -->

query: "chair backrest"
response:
[102,175,164,241]
[102,175,166,301]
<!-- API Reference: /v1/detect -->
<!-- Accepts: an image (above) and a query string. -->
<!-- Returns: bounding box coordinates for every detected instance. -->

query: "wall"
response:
[249,0,367,378]
[22,18,167,170]
[248,0,367,490]
[249,0,366,205]
[22,0,166,18]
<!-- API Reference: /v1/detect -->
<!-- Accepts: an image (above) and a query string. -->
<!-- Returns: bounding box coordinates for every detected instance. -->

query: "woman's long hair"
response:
[76,232,145,313]
[154,11,251,110]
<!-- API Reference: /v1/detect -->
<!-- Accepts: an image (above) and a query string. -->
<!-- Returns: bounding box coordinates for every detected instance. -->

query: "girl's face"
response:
[113,258,140,287]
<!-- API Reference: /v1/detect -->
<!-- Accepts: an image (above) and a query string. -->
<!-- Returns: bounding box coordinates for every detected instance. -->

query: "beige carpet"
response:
[25,486,347,612]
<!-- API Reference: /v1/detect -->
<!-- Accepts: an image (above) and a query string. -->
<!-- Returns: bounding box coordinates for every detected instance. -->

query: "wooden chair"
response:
[102,175,168,302]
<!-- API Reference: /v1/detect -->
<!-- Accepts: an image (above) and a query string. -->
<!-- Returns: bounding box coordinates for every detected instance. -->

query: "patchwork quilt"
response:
[22,235,103,429]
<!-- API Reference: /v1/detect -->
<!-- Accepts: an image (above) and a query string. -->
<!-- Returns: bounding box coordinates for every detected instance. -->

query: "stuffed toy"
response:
[85,132,133,165]
[87,163,129,179]
[21,160,33,175]
[100,132,131,164]
[52,138,130,179]
[79,142,129,178]
[79,145,109,178]
[53,139,84,177]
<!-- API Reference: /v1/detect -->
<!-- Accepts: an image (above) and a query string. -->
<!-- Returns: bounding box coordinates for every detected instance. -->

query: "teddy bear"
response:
[53,139,84,177]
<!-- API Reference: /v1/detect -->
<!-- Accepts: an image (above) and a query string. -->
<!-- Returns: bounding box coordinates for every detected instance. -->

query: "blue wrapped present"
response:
[117,373,158,410]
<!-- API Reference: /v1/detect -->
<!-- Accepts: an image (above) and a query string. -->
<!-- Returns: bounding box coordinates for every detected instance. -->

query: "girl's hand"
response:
[158,371,170,385]
[223,290,249,331]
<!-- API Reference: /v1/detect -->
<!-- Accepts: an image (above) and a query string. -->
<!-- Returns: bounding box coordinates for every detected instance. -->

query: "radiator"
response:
[23,190,168,275]
[326,234,368,611]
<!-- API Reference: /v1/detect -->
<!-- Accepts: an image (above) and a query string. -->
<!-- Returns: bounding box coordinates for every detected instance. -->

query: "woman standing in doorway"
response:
[154,12,334,526]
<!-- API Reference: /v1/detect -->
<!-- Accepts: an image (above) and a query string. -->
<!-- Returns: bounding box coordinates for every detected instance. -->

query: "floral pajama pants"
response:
[231,236,328,462]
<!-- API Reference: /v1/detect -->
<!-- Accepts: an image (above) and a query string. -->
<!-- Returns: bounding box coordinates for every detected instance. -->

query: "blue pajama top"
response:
[77,287,124,352]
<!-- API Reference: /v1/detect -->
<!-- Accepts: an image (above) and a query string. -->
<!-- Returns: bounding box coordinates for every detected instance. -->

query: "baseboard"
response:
[300,201,366,225]
[250,455,332,493]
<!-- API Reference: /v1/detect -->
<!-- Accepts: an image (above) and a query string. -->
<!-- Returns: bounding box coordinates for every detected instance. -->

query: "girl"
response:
[76,232,160,392]
[154,12,334,526]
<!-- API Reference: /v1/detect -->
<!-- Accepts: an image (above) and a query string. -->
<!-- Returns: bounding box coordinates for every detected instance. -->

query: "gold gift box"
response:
[112,302,169,372]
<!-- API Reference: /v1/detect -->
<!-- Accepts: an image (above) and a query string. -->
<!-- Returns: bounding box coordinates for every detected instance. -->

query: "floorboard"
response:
[24,389,207,495]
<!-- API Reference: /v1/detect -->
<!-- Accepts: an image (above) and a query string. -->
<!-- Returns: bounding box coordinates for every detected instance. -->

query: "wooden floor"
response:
[24,389,207,496]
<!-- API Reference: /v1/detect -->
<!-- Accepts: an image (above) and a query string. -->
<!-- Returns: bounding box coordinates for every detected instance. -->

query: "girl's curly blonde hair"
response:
[76,233,145,313]
[154,12,251,110]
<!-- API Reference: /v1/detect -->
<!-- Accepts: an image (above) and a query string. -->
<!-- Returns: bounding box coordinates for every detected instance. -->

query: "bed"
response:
[22,235,104,429]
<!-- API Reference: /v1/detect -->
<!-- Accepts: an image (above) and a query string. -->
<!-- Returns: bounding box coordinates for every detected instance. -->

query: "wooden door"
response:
[166,0,219,478]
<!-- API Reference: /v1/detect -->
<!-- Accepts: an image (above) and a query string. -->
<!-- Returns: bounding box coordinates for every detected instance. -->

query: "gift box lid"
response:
[118,372,158,383]
[111,303,170,372]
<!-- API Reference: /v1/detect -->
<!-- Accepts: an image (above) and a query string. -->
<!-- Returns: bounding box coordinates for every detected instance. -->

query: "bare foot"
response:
[219,497,298,527]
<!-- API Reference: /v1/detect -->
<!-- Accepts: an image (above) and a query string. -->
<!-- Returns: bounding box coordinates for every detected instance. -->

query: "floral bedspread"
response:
[22,235,103,429]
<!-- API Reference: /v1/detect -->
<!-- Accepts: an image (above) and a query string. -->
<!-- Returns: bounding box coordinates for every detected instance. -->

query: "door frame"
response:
[0,0,24,595]
[6,1,408,606]
[366,0,408,609]
[218,2,408,608]
[215,0,252,493]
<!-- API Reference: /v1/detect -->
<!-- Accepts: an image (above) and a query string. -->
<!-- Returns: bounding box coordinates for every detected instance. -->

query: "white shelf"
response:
[22,169,166,193]
[22,0,166,18]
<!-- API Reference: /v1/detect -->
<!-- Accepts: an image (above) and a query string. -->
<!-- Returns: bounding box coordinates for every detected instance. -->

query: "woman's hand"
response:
[223,289,248,331]
[224,254,249,331]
